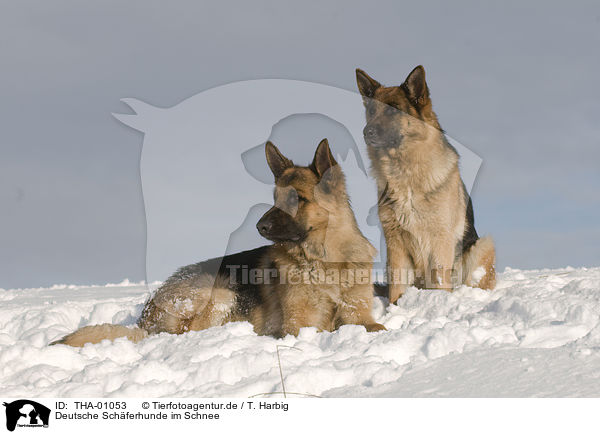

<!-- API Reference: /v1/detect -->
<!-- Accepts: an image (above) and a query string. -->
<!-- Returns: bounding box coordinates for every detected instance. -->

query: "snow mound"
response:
[1,267,599,397]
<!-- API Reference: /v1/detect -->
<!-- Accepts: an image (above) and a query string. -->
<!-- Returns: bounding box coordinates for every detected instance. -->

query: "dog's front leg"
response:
[386,237,414,303]
[338,283,386,332]
[427,234,456,291]
[280,289,333,337]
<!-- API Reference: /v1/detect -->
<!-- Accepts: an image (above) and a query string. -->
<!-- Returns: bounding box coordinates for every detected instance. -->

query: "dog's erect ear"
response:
[265,141,293,179]
[403,65,430,107]
[356,69,381,99]
[311,138,338,178]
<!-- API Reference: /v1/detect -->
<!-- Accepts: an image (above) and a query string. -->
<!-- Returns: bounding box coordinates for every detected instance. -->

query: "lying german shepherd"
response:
[51,139,385,346]
[356,66,496,303]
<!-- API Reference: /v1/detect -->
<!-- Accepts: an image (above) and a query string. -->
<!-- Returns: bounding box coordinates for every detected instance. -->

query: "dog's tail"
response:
[462,235,496,289]
[49,324,148,347]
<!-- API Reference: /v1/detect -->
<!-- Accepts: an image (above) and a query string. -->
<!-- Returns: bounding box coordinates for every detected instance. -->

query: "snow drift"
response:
[1,267,599,398]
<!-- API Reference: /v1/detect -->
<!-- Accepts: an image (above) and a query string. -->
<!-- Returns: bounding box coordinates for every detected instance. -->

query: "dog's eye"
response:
[298,196,308,203]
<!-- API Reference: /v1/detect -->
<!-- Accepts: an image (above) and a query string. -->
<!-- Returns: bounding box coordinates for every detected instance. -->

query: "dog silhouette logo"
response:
[113,79,482,283]
[3,400,50,431]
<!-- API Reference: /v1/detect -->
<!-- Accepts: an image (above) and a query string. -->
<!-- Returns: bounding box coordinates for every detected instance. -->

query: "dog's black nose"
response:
[257,220,272,235]
[363,125,378,139]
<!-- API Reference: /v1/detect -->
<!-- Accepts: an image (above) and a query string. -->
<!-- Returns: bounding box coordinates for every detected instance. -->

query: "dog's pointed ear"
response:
[403,65,430,107]
[265,141,292,179]
[356,68,381,99]
[311,138,338,178]
[312,139,342,195]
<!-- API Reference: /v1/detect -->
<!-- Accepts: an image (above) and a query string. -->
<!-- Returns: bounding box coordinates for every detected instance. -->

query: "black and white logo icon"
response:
[3,400,50,432]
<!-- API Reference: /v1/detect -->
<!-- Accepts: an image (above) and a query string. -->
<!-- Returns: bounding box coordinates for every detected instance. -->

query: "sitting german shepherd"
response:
[52,139,385,346]
[356,66,496,303]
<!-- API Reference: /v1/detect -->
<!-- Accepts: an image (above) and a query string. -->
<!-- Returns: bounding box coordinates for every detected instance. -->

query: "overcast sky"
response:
[1,0,599,288]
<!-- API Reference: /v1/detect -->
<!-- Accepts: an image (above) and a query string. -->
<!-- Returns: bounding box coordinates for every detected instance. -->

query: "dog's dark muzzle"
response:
[256,207,306,242]
[363,124,388,147]
[256,219,272,238]
[363,124,401,148]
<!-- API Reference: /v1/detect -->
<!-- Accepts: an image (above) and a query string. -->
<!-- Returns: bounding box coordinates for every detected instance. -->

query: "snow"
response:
[471,266,486,285]
[1,267,599,398]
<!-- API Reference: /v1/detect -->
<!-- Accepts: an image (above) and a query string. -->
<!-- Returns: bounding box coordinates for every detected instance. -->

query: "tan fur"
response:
[51,139,385,347]
[356,66,496,302]
[49,324,148,347]
[138,273,237,334]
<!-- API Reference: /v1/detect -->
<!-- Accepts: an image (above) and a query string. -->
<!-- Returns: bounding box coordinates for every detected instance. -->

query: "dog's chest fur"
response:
[380,179,419,228]
[270,245,356,299]
[254,240,373,336]
[377,159,456,230]
[372,140,467,268]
